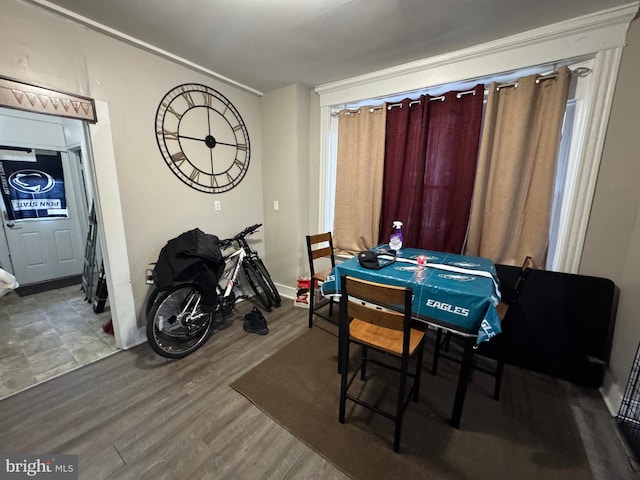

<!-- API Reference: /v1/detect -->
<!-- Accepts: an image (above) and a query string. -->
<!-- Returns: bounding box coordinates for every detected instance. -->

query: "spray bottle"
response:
[389,221,403,251]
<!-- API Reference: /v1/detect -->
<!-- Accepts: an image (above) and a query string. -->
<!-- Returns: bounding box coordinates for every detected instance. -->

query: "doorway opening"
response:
[0,107,97,296]
[0,106,118,398]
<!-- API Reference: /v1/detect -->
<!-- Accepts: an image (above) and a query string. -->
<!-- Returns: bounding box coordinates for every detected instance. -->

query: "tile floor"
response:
[0,284,118,399]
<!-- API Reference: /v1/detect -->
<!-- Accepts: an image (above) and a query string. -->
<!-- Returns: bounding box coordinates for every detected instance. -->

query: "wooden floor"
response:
[0,300,347,479]
[0,300,637,479]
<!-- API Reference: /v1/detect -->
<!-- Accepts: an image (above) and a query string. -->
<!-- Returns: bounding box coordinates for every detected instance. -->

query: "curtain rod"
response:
[331,106,384,116]
[332,66,592,114]
[387,89,474,110]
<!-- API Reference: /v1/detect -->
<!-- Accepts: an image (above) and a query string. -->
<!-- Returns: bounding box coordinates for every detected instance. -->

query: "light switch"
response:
[214,201,221,211]
[273,200,280,211]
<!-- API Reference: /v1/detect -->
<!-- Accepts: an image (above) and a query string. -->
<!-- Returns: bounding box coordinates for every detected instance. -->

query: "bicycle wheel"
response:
[242,261,273,311]
[146,283,213,359]
[252,258,281,306]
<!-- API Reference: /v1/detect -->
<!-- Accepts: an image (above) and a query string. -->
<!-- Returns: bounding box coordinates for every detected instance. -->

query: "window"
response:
[316,6,632,272]
[321,59,594,270]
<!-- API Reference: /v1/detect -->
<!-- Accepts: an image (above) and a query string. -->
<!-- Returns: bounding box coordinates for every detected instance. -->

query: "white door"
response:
[0,110,86,286]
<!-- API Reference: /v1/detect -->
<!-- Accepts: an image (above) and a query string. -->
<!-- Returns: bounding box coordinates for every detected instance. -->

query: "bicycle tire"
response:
[145,287,162,316]
[242,261,273,311]
[252,258,281,306]
[146,283,213,359]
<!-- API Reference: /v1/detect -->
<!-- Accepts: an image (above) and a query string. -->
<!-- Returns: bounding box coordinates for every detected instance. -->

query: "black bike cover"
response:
[153,228,225,308]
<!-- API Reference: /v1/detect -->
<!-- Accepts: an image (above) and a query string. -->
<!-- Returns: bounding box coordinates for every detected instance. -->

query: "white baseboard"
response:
[275,283,296,301]
[600,367,624,416]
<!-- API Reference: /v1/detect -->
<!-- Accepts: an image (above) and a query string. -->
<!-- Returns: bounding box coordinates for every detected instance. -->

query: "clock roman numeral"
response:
[233,158,245,170]
[202,92,212,107]
[226,172,234,183]
[171,152,187,166]
[166,105,183,120]
[232,124,244,132]
[189,168,200,182]
[162,129,179,140]
[183,92,195,108]
[237,144,248,151]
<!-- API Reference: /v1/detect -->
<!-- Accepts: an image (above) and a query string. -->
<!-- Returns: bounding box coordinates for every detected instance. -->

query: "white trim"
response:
[315,2,638,106]
[554,48,625,272]
[317,107,331,234]
[24,0,263,98]
[88,101,141,349]
[601,367,624,415]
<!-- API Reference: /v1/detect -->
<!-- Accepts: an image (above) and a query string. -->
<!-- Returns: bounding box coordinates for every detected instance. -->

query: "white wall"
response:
[1,0,264,347]
[260,84,310,298]
[582,18,640,411]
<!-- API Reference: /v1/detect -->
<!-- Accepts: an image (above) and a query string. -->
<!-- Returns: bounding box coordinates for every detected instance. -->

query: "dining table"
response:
[320,245,502,428]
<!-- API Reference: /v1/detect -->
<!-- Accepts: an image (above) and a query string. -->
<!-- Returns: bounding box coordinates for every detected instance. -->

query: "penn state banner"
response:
[0,152,68,220]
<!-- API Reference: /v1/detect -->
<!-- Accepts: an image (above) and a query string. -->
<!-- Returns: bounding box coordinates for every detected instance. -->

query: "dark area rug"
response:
[231,324,593,480]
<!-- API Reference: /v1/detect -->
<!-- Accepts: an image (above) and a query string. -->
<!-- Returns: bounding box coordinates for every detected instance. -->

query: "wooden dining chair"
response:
[305,232,336,328]
[338,275,426,453]
[432,256,533,400]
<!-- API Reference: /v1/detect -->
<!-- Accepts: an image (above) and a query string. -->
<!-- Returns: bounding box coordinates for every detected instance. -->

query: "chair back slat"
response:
[311,245,333,261]
[347,300,405,331]
[342,276,412,336]
[345,276,406,305]
[308,232,332,244]
[306,232,336,277]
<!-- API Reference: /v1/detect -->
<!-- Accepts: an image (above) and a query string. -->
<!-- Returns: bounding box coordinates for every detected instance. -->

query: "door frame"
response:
[0,76,138,349]
[87,101,138,349]
[0,216,11,274]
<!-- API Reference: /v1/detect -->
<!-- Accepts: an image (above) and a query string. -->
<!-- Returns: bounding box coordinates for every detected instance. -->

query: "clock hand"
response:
[178,135,236,149]
[215,141,237,148]
[179,134,207,143]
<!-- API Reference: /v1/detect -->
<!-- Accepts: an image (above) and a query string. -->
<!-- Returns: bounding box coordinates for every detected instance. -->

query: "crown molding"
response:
[24,0,263,97]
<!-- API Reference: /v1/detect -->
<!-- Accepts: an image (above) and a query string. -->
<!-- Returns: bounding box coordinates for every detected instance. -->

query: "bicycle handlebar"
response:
[219,223,262,248]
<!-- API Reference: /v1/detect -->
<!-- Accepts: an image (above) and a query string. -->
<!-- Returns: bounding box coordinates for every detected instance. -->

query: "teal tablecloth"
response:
[320,246,502,344]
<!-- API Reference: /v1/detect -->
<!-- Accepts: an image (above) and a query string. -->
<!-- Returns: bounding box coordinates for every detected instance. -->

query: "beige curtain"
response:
[465,66,571,267]
[333,106,386,253]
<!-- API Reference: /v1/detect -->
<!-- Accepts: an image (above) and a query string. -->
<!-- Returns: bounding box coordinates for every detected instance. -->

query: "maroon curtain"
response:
[378,95,430,247]
[378,84,485,253]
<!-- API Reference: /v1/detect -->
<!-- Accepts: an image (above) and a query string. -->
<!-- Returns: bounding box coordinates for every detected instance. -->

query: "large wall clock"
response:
[155,83,250,194]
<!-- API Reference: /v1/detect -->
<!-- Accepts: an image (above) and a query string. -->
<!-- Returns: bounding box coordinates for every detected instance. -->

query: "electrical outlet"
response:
[214,201,221,211]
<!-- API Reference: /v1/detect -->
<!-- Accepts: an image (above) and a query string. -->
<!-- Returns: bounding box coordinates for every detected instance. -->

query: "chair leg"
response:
[494,360,504,401]
[393,356,409,453]
[338,338,349,423]
[361,345,368,380]
[413,340,425,403]
[308,285,315,328]
[450,336,475,429]
[432,328,443,375]
[443,331,452,351]
[393,417,403,453]
[493,336,505,400]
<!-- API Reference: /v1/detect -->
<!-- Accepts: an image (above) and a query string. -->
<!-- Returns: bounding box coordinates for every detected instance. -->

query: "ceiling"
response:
[28,0,633,95]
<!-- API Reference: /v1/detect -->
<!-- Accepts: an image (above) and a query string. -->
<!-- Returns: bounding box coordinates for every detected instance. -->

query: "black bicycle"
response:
[146,224,281,358]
